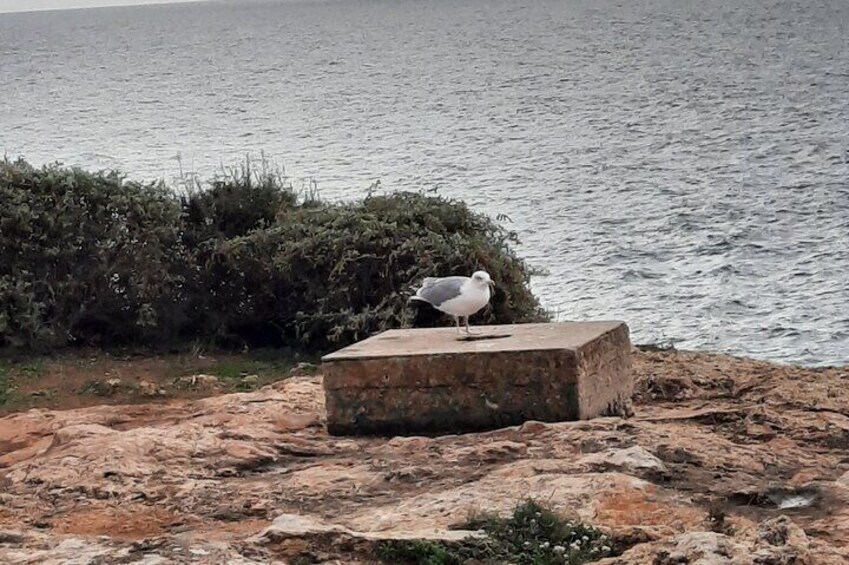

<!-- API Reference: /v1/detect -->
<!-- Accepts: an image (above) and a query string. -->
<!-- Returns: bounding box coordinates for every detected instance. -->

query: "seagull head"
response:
[471,270,495,288]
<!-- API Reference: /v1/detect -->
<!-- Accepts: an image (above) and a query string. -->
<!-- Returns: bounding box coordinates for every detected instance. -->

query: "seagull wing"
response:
[412,276,468,306]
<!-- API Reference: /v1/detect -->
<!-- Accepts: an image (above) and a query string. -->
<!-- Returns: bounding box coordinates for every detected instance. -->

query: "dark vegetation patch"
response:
[0,362,13,405]
[0,157,547,353]
[376,500,615,565]
[0,348,306,414]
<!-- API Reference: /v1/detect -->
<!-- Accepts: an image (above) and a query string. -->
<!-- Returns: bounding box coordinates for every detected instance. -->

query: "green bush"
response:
[195,192,548,348]
[174,160,301,345]
[0,159,183,348]
[0,157,548,351]
[179,159,298,246]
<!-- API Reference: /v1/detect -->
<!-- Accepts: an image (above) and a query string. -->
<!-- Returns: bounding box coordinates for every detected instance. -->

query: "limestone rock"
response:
[255,513,479,544]
[178,374,220,389]
[0,530,25,544]
[0,351,848,563]
[138,380,166,396]
[580,445,667,474]
[666,531,745,564]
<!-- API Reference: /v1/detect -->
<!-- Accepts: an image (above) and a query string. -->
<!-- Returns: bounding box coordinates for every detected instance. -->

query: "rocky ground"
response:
[0,348,848,564]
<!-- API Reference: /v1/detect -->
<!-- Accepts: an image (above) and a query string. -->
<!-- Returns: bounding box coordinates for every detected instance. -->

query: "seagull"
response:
[409,271,495,334]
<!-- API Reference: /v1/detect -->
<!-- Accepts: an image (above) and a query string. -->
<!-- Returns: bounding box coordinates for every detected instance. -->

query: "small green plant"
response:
[0,362,14,405]
[17,359,44,379]
[377,500,614,565]
[377,539,458,565]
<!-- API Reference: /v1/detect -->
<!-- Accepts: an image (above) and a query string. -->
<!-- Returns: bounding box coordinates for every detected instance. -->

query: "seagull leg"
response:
[464,316,474,335]
[455,316,461,334]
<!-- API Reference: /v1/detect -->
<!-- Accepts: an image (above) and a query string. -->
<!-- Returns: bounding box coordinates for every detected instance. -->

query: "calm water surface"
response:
[1,0,847,365]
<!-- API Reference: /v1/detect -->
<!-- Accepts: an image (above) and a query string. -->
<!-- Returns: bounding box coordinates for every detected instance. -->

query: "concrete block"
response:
[321,321,632,436]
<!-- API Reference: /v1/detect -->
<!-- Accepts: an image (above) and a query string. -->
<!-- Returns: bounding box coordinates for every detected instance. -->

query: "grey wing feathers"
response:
[413,276,467,307]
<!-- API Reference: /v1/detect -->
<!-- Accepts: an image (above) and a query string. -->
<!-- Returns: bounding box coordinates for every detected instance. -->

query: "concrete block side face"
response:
[575,323,633,419]
[324,350,581,436]
[321,321,627,361]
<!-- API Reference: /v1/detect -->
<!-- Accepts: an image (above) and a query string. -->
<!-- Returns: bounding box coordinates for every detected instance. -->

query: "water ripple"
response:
[1,0,847,366]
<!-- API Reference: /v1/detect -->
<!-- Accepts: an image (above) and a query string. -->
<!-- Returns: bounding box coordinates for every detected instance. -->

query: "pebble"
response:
[0,530,25,544]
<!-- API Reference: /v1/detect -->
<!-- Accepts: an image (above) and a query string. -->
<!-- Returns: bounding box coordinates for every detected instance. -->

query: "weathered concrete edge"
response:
[322,348,580,390]
[576,322,633,419]
[320,321,629,362]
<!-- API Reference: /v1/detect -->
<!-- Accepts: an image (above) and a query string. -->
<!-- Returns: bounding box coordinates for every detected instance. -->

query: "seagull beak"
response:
[488,280,495,287]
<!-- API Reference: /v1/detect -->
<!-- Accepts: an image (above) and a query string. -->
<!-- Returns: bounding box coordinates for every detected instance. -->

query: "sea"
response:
[1,0,847,366]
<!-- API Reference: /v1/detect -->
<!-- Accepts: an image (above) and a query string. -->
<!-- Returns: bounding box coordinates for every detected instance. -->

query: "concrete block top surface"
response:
[322,321,626,362]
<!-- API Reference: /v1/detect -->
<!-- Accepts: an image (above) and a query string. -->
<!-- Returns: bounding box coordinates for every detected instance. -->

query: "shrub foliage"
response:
[0,159,183,348]
[0,157,548,351]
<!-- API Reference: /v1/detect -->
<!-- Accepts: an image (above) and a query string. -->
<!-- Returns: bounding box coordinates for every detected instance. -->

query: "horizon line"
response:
[0,0,208,16]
